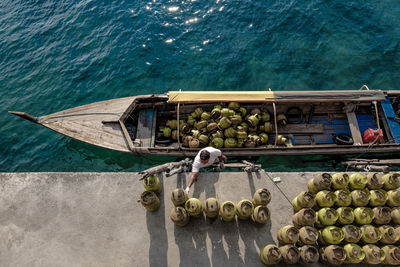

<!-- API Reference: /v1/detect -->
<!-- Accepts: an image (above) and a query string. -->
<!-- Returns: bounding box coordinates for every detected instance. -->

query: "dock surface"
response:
[1,172,347,266]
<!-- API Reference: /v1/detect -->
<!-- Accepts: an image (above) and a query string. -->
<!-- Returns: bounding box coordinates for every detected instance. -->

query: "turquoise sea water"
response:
[1,0,400,172]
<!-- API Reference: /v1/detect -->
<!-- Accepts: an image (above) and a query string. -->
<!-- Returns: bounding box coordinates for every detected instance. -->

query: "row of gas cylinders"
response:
[159,102,289,148]
[138,174,273,226]
[292,172,400,228]
[170,188,271,226]
[260,243,400,265]
[259,172,400,265]
[139,175,163,212]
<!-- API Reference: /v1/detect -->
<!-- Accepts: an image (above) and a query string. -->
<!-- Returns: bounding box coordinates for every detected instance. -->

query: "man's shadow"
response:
[209,218,243,265]
[191,171,218,199]
[174,171,275,266]
[237,219,274,265]
[235,172,274,265]
[146,173,168,267]
[174,172,211,267]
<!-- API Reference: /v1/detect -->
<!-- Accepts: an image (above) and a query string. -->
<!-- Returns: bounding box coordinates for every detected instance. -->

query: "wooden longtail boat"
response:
[9,88,400,157]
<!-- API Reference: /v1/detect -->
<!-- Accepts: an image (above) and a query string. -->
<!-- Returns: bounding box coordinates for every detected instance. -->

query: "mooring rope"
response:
[346,84,384,163]
[360,84,381,130]
[262,170,292,205]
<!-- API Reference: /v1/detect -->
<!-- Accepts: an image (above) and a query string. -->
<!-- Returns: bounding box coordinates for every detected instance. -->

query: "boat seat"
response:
[343,104,363,145]
[135,109,155,147]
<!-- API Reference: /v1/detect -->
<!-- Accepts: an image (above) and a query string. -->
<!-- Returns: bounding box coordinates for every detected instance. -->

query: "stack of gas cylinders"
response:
[260,172,400,265]
[169,188,271,226]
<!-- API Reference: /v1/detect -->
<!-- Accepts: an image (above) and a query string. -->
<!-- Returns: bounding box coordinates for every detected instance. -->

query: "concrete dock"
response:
[0,172,341,266]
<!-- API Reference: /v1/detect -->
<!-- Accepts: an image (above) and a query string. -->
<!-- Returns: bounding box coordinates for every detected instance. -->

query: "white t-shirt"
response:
[192,147,222,173]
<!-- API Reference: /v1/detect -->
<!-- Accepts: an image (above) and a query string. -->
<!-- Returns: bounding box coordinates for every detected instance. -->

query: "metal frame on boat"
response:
[9,87,400,157]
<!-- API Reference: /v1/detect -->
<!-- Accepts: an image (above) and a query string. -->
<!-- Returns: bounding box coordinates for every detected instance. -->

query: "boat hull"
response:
[9,90,400,157]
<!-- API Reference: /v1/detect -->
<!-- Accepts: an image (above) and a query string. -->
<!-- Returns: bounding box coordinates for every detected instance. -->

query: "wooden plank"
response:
[147,144,400,157]
[177,102,372,115]
[292,134,333,145]
[292,136,311,145]
[136,109,154,147]
[151,110,157,147]
[379,106,393,144]
[345,109,363,145]
[386,91,400,96]
[119,120,136,151]
[277,124,324,134]
[272,90,386,102]
[381,96,400,143]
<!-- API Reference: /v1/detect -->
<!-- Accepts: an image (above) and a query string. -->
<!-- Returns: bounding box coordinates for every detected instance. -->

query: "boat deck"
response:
[126,91,400,156]
[0,171,373,267]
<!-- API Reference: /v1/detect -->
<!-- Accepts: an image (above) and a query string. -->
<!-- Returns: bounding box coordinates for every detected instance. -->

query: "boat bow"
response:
[10,97,138,153]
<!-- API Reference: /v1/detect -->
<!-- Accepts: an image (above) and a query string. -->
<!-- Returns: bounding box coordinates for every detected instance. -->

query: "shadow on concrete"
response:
[191,172,218,199]
[247,172,257,196]
[173,172,273,267]
[176,172,186,189]
[205,217,228,266]
[146,173,168,267]
[173,214,273,267]
[211,219,243,266]
[174,173,214,267]
[237,219,273,265]
[174,215,211,267]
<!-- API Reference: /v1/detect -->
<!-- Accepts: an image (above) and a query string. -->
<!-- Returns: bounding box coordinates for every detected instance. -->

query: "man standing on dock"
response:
[185,147,227,194]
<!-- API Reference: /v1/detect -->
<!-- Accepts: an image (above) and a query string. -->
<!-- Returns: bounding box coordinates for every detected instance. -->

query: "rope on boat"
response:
[352,85,382,156]
[360,85,381,130]
[261,170,292,205]
[343,85,386,171]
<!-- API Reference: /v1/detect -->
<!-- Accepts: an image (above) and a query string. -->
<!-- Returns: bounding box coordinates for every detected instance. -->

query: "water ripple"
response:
[1,0,399,171]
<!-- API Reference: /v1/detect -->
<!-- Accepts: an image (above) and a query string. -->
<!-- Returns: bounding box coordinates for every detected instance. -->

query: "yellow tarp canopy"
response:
[168,91,275,103]
[168,90,386,103]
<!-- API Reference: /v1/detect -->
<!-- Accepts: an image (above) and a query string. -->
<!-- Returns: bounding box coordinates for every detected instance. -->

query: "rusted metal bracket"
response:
[139,158,192,180]
[138,159,262,180]
[341,158,400,172]
[211,160,262,172]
